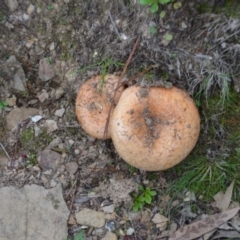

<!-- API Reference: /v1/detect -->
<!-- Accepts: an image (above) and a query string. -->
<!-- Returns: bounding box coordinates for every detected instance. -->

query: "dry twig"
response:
[103,36,140,139]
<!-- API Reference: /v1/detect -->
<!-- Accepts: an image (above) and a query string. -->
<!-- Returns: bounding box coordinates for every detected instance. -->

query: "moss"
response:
[19,127,53,166]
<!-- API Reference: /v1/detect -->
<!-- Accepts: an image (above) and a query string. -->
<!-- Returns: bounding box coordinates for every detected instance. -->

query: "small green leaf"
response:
[159,0,171,4]
[132,193,138,198]
[133,202,139,212]
[145,187,151,193]
[150,2,158,13]
[138,202,144,209]
[74,230,85,240]
[0,101,8,109]
[160,10,166,18]
[145,193,152,204]
[138,195,145,202]
[173,2,182,10]
[150,190,157,196]
[139,0,154,5]
[149,25,157,34]
[165,33,173,41]
[138,185,144,191]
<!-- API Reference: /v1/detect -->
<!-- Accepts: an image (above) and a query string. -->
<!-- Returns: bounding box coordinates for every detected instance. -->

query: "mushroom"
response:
[75,74,125,139]
[110,85,200,171]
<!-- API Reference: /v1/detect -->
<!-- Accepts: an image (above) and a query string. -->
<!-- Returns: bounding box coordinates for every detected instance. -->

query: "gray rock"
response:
[5,96,16,106]
[39,58,55,81]
[101,232,118,240]
[65,68,78,83]
[46,137,62,149]
[6,107,39,131]
[6,55,17,64]
[102,204,115,214]
[38,149,62,170]
[13,73,26,91]
[55,87,65,99]
[45,119,58,132]
[38,90,49,102]
[76,208,105,228]
[0,184,69,240]
[55,108,65,117]
[4,0,18,12]
[65,162,78,175]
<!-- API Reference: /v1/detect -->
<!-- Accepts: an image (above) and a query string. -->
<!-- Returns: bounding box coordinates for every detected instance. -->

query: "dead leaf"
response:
[218,222,233,230]
[218,179,235,211]
[211,230,240,239]
[169,207,240,240]
[202,229,216,240]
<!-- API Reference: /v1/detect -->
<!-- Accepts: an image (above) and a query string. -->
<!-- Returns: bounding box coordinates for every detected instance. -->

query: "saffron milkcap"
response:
[76,74,125,139]
[110,85,200,171]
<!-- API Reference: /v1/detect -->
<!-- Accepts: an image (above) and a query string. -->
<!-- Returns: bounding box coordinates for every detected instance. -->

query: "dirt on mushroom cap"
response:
[110,85,200,171]
[75,74,124,139]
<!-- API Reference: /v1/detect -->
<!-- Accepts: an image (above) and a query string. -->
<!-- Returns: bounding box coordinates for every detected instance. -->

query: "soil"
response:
[1,0,240,239]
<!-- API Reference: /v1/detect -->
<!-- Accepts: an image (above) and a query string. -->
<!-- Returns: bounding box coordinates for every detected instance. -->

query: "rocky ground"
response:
[1,0,240,239]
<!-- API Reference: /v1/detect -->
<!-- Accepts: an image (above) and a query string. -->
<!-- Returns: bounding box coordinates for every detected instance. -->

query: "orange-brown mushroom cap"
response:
[110,85,200,171]
[76,74,124,139]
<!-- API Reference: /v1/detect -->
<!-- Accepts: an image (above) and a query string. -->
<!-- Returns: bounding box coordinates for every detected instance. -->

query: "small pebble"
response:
[38,90,49,102]
[27,4,35,15]
[127,227,134,235]
[65,162,78,175]
[6,96,16,106]
[50,179,57,188]
[46,120,58,132]
[74,149,80,155]
[54,108,65,117]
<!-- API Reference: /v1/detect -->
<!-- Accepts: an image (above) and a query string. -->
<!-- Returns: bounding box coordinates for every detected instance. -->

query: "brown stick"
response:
[115,64,159,91]
[103,36,140,139]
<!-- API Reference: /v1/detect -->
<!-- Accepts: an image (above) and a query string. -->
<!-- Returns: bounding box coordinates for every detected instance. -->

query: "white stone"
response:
[127,227,134,235]
[31,115,43,123]
[22,13,29,21]
[49,42,55,51]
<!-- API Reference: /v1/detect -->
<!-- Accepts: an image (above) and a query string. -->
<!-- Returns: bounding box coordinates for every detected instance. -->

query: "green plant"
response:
[132,185,157,211]
[139,0,172,13]
[0,101,8,109]
[149,25,157,34]
[98,58,124,93]
[47,5,54,10]
[167,154,240,201]
[67,230,85,240]
[46,57,52,64]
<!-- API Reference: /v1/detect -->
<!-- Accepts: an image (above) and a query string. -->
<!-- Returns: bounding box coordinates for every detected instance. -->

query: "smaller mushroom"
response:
[110,85,200,171]
[75,74,124,139]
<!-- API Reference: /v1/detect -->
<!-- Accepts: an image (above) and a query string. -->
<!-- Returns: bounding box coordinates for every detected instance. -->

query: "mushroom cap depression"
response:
[110,85,200,171]
[76,74,124,139]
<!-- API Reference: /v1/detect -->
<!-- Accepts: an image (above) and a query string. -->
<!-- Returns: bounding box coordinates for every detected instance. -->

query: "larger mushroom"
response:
[110,85,200,171]
[75,74,124,139]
